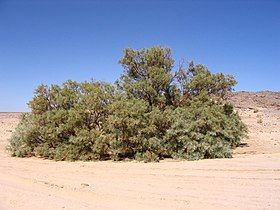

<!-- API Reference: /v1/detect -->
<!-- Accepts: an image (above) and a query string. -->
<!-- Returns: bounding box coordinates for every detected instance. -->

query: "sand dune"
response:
[0,92,280,209]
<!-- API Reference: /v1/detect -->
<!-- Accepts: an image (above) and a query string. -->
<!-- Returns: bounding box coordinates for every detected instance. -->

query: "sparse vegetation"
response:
[253,108,259,113]
[257,115,263,124]
[8,46,247,161]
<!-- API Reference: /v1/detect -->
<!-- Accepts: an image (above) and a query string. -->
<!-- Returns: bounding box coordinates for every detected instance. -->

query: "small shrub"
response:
[257,115,263,124]
[253,108,259,113]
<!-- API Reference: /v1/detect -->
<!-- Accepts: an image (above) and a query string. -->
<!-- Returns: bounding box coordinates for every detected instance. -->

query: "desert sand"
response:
[0,92,280,210]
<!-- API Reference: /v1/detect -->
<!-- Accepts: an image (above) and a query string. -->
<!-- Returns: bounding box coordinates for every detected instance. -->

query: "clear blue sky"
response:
[0,0,279,111]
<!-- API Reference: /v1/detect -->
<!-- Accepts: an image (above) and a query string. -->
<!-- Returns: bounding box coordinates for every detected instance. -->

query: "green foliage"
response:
[8,46,247,162]
[164,99,246,160]
[8,113,38,157]
[175,61,236,102]
[104,99,172,161]
[9,80,117,161]
[118,46,178,109]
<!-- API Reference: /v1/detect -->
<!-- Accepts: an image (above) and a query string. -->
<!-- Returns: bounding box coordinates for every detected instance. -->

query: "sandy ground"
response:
[0,92,280,209]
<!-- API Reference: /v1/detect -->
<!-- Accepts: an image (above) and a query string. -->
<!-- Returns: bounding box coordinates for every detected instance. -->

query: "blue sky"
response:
[0,0,279,111]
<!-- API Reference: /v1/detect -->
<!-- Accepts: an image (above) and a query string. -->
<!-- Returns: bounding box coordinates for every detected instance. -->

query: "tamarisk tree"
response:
[8,46,247,161]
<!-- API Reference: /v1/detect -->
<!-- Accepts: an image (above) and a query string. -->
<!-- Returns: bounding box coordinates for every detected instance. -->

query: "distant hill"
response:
[228,91,280,109]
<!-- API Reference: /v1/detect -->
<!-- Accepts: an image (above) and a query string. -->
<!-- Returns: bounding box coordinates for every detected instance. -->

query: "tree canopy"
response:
[8,46,247,162]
